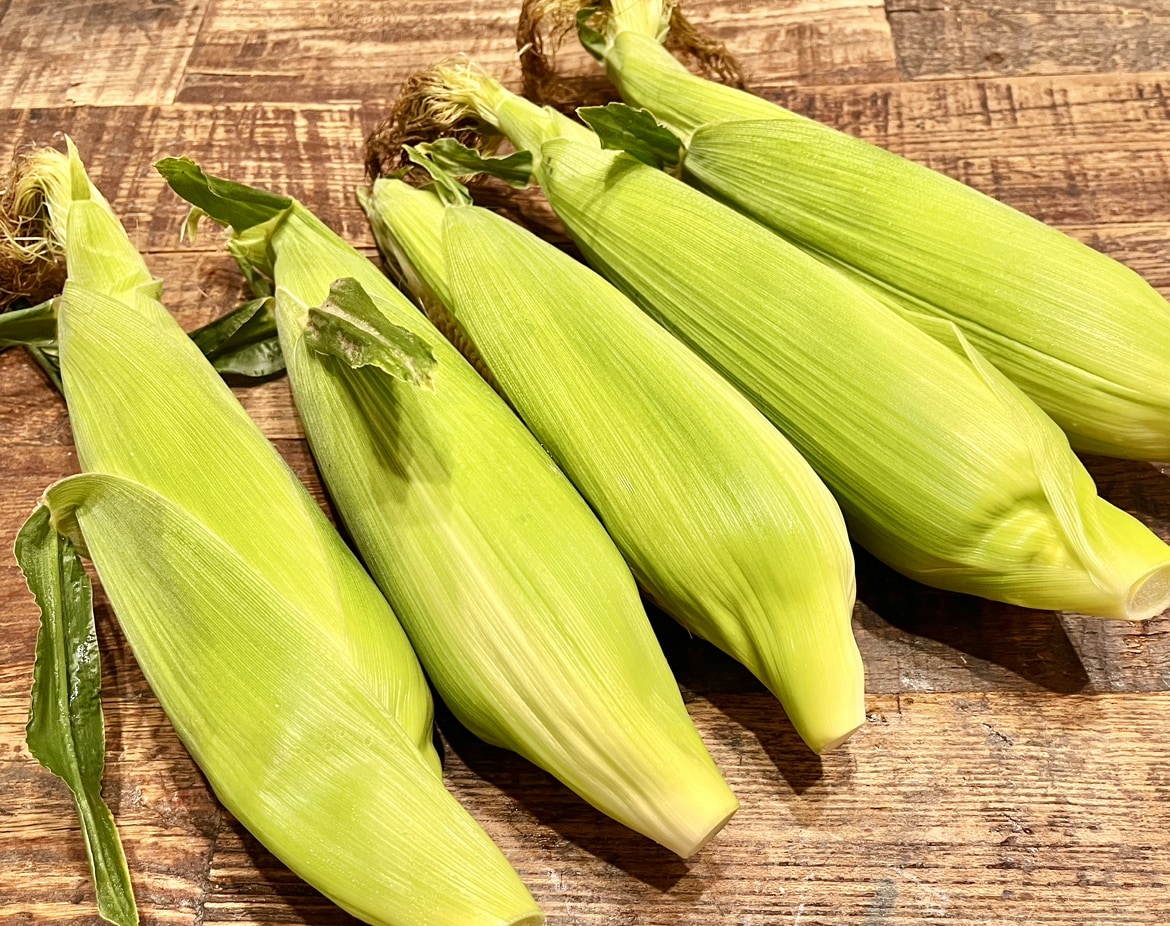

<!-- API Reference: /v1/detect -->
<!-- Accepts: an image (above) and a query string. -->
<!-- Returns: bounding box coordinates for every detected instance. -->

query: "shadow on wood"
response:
[1084,454,1170,526]
[853,546,1092,695]
[216,819,368,925]
[644,603,826,796]
[435,699,691,893]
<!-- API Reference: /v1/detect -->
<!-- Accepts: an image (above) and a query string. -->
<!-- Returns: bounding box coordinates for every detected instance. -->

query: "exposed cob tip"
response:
[366,60,508,179]
[0,143,76,310]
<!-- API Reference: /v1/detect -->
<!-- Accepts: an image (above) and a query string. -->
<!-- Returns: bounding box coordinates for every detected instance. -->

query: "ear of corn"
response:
[27,474,545,926]
[11,141,544,926]
[581,0,1170,461]
[362,168,864,754]
[158,157,739,857]
[415,67,1170,621]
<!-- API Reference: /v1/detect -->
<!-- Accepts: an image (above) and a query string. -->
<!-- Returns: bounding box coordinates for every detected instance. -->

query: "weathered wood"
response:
[175,0,897,106]
[177,0,525,104]
[888,0,1170,80]
[663,0,899,89]
[4,688,1168,924]
[0,1,209,108]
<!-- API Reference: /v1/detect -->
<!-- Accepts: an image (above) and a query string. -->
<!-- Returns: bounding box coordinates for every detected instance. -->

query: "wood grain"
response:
[0,1,209,108]
[176,0,898,106]
[4,688,1169,924]
[177,0,526,104]
[888,0,1170,79]
[669,0,899,89]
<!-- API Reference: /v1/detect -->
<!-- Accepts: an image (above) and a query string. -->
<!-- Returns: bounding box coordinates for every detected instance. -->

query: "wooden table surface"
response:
[3,2,1170,924]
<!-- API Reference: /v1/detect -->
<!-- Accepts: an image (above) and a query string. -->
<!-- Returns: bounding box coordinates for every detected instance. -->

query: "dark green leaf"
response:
[577,103,683,169]
[305,278,436,386]
[422,138,534,189]
[155,158,292,232]
[28,345,64,393]
[576,6,606,61]
[190,297,286,379]
[0,298,58,348]
[17,504,138,926]
[209,338,285,379]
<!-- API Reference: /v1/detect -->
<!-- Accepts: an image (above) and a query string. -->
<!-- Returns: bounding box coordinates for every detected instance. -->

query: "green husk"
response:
[362,167,864,753]
[158,157,738,857]
[398,64,1170,621]
[7,141,543,926]
[566,0,1170,461]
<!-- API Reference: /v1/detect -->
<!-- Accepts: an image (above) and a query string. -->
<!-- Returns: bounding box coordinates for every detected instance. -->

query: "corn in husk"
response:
[362,169,863,753]
[6,142,542,926]
[157,157,738,857]
[399,65,1170,621]
[557,0,1170,461]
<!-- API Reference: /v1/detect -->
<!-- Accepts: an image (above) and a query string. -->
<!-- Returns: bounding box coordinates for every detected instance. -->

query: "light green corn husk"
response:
[567,0,1170,461]
[7,141,542,926]
[411,66,1170,621]
[362,173,863,753]
[157,158,738,857]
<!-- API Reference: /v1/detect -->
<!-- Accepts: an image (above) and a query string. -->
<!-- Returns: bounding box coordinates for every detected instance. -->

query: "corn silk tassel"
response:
[515,0,1170,461]
[368,65,1170,621]
[360,163,863,753]
[3,142,543,926]
[157,157,738,857]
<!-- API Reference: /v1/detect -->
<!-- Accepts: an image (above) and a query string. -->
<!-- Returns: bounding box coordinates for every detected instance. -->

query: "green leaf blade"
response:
[577,103,682,169]
[155,158,292,232]
[190,297,285,379]
[305,278,436,386]
[17,504,138,926]
[424,138,534,188]
[0,298,59,348]
[576,7,606,61]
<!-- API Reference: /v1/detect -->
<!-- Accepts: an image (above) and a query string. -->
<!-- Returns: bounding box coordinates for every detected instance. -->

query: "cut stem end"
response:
[1126,562,1170,621]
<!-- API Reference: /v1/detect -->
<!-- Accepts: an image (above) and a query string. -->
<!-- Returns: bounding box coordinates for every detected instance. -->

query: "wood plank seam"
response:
[172,0,217,107]
[192,808,224,926]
